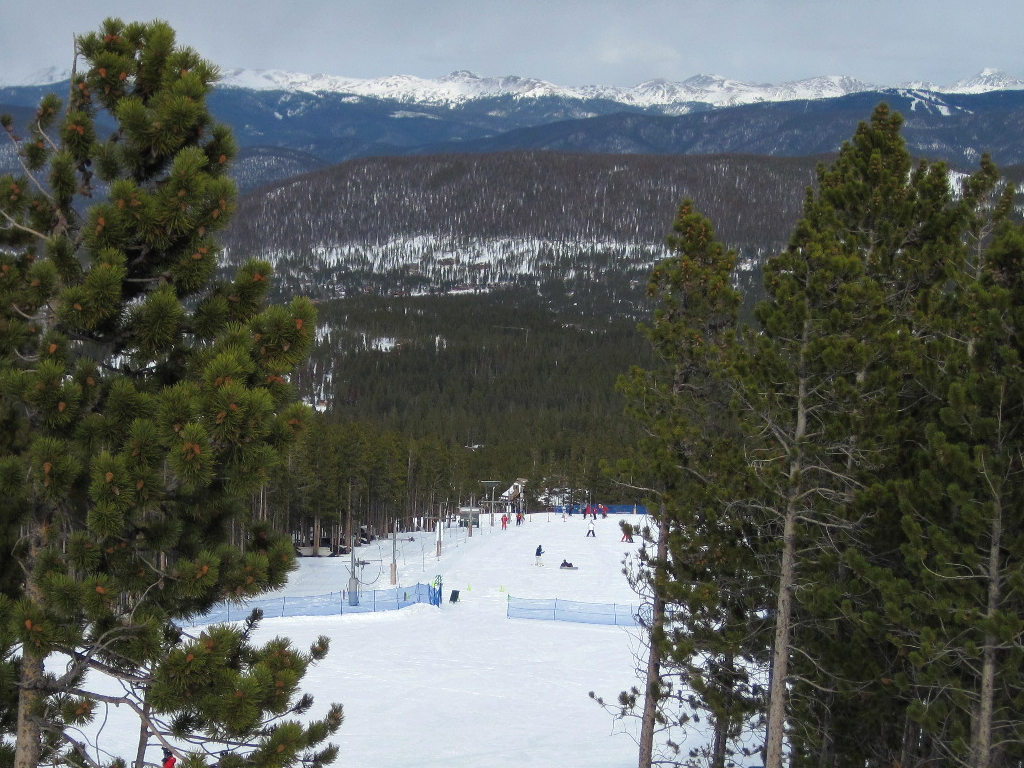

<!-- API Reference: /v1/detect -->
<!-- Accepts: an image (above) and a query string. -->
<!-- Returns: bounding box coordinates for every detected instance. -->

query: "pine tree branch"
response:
[37,726,105,768]
[0,207,51,242]
[1,126,54,203]
[11,347,40,364]
[65,684,184,765]
[55,624,155,689]
[8,301,40,321]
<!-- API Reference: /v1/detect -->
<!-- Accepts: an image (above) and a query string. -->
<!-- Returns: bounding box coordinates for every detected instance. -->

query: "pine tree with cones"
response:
[0,19,340,768]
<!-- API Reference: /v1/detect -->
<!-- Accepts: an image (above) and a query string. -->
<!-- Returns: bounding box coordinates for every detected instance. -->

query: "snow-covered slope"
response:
[79,513,700,768]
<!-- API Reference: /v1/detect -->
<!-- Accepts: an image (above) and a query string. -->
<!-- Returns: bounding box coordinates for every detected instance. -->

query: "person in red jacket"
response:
[162,747,176,768]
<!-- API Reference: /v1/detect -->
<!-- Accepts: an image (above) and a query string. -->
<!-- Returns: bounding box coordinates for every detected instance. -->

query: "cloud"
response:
[2,0,1024,88]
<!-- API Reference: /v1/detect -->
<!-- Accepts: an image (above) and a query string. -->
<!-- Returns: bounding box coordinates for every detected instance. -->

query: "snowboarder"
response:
[535,544,544,566]
[162,748,176,768]
[586,520,596,537]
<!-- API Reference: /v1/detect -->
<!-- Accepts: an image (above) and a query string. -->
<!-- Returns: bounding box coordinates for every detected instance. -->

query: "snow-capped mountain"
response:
[220,68,585,104]
[216,67,1024,108]
[6,66,1024,191]
[216,68,884,109]
[11,65,1019,109]
[936,67,1024,94]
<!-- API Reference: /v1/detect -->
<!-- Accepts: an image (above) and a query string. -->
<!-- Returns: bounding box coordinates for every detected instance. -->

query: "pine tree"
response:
[876,159,1024,768]
[732,104,965,767]
[0,19,340,768]
[617,201,766,767]
[621,104,1024,768]
[734,107,1022,767]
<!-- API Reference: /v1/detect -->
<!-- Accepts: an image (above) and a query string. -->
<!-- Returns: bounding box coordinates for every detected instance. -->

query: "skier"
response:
[162,748,177,768]
[586,520,596,537]
[535,544,544,566]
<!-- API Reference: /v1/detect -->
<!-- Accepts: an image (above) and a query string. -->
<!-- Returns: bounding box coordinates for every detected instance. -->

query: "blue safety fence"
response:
[191,581,441,626]
[556,504,647,515]
[506,596,639,626]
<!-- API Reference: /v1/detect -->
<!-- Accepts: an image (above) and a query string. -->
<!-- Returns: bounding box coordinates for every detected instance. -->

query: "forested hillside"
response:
[219,150,818,464]
[223,147,1024,512]
[222,150,820,303]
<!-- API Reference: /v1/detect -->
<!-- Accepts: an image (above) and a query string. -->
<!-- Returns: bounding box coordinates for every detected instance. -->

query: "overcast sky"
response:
[1,0,1022,88]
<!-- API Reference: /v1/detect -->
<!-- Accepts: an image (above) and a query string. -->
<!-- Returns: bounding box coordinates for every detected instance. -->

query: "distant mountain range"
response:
[10,66,1024,106]
[4,68,1024,192]
[217,66,1024,107]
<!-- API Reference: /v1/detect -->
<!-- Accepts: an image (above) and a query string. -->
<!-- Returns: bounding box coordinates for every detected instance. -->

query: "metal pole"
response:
[348,532,359,606]
[391,519,398,585]
[436,510,442,558]
[481,481,499,528]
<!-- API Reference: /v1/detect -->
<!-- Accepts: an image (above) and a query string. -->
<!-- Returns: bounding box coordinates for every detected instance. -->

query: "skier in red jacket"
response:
[162,747,176,768]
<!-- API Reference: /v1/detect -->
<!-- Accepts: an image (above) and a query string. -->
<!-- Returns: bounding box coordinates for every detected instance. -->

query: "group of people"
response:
[500,511,526,529]
[556,511,636,541]
[533,508,637,567]
[534,546,575,569]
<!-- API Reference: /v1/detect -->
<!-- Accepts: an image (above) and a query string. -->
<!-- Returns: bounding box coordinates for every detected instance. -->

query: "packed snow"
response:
[74,511,732,768]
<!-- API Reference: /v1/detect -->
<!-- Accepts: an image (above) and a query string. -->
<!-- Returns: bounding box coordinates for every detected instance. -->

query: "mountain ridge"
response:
[7,66,1024,110]
[5,69,1024,194]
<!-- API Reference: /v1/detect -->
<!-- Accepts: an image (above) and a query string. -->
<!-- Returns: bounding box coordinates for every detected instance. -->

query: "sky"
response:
[72,512,733,768]
[1,0,1023,89]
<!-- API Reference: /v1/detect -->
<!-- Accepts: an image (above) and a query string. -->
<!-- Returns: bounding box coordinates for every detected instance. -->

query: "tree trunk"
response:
[14,642,44,768]
[709,653,734,768]
[15,549,47,768]
[638,513,669,768]
[816,692,834,768]
[900,713,920,768]
[764,503,797,768]
[133,698,152,768]
[971,499,1002,768]
[764,323,810,768]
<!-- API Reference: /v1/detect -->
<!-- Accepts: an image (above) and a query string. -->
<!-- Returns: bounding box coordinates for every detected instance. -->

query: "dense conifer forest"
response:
[216,151,814,501]
[315,289,644,461]
[207,151,808,527]
[218,146,1024,537]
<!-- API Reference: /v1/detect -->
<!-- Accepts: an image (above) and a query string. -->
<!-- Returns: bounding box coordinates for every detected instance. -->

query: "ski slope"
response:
[254,511,648,768]
[85,511,673,768]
